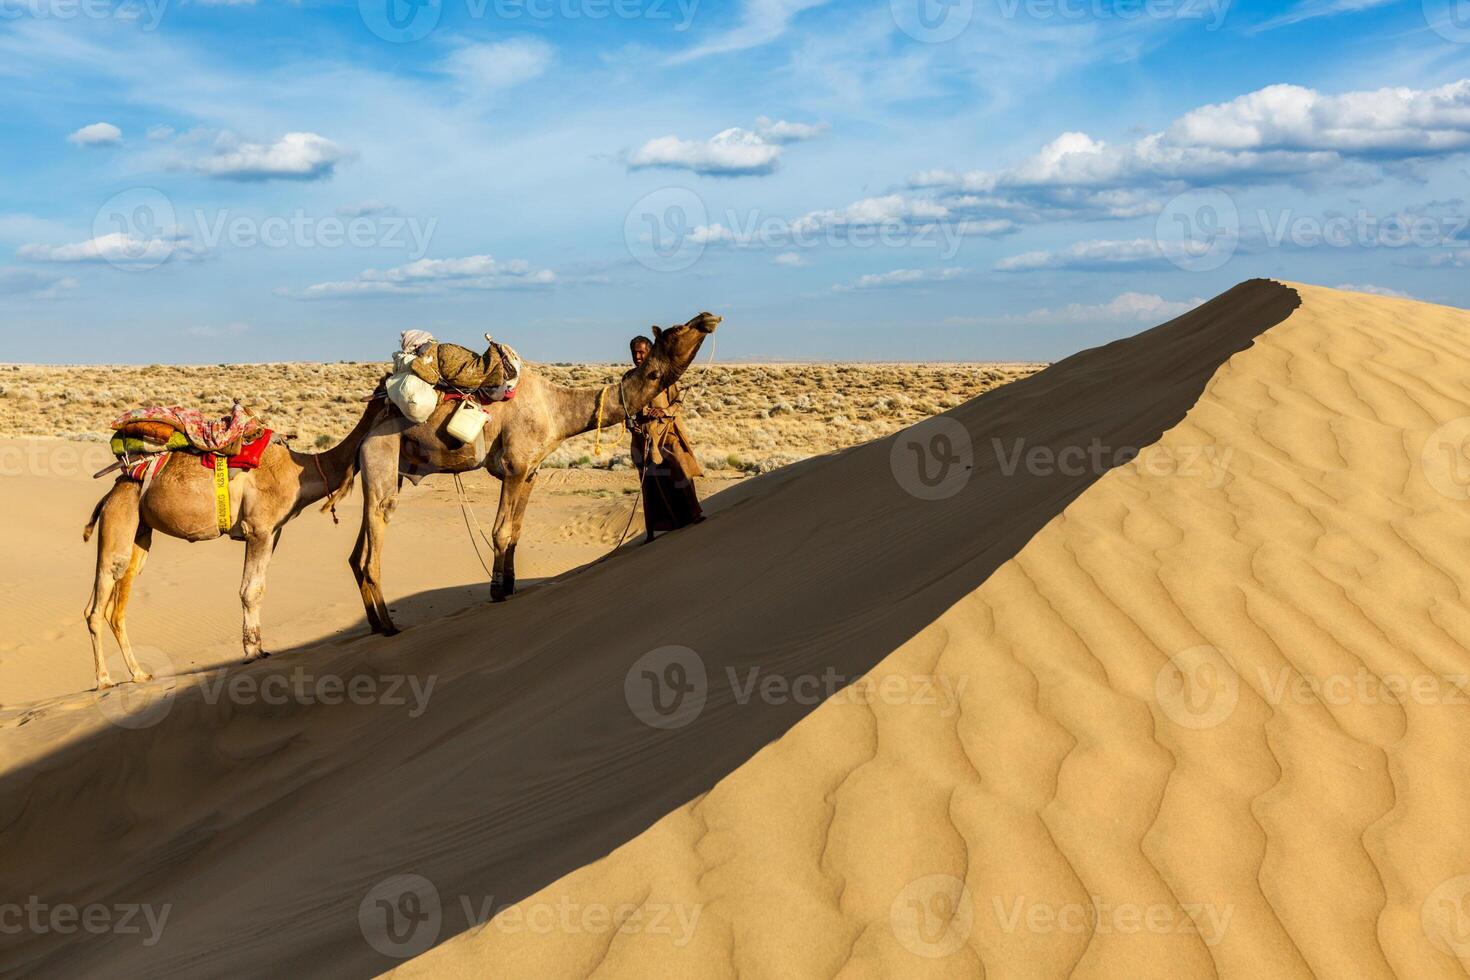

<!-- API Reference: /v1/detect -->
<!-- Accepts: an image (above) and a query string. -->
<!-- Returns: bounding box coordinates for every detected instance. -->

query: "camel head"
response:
[633,311,721,394]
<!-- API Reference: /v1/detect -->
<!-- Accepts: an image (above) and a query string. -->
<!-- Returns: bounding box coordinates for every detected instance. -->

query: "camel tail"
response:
[83,493,107,542]
[320,464,357,514]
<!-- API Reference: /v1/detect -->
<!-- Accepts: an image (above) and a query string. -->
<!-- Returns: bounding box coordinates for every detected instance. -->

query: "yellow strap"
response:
[213,453,231,533]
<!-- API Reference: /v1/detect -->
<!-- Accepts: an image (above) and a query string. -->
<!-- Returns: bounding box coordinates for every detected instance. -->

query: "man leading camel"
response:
[627,333,704,543]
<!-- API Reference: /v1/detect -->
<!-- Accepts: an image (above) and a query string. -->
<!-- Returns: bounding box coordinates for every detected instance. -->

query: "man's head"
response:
[630,335,654,366]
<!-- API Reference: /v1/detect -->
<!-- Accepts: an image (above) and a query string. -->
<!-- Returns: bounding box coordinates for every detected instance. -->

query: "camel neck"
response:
[550,375,636,443]
[289,398,382,505]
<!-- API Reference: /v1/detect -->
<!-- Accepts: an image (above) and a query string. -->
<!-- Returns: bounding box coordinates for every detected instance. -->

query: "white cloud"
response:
[18,229,208,265]
[668,0,833,63]
[67,122,121,146]
[832,267,964,291]
[0,268,79,299]
[301,254,555,298]
[627,117,826,177]
[797,193,950,228]
[147,124,175,141]
[1334,282,1413,298]
[1167,82,1470,156]
[440,38,553,94]
[906,80,1470,225]
[995,238,1183,271]
[772,251,806,266]
[1252,0,1394,32]
[754,116,829,144]
[945,293,1204,327]
[188,132,350,182]
[790,194,1017,240]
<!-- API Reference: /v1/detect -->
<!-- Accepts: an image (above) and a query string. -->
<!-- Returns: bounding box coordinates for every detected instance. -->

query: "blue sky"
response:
[2,0,1469,362]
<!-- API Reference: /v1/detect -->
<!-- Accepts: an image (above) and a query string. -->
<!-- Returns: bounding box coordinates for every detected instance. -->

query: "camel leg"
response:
[110,525,154,683]
[84,483,141,690]
[502,468,539,599]
[239,530,276,662]
[351,431,401,635]
[489,472,532,602]
[349,521,385,634]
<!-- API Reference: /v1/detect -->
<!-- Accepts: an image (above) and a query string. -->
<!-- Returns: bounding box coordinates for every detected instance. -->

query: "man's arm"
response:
[646,383,680,420]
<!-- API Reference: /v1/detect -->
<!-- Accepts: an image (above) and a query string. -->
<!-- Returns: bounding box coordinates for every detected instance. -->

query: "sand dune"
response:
[4,281,1470,978]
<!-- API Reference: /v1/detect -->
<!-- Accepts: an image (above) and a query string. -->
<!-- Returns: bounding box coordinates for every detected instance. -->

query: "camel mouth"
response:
[692,313,722,334]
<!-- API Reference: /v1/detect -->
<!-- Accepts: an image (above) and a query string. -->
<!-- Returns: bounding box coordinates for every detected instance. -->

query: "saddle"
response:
[106,403,274,475]
[410,336,521,397]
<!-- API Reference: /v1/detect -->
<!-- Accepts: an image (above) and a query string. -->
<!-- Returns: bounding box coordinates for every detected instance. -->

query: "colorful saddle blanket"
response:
[111,404,266,455]
[117,430,274,481]
[196,430,273,470]
[111,430,191,456]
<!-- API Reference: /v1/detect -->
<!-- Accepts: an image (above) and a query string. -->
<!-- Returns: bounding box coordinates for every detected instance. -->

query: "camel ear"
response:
[651,325,663,341]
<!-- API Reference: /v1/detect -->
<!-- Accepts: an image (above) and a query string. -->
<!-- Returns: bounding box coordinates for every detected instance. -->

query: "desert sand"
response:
[0,455,742,705]
[4,280,1470,979]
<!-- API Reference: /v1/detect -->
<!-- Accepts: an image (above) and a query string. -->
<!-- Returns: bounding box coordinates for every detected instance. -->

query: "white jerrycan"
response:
[446,399,488,444]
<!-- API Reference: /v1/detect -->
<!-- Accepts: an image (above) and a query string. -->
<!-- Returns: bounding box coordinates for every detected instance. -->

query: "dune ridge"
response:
[6,281,1467,978]
[395,281,1470,978]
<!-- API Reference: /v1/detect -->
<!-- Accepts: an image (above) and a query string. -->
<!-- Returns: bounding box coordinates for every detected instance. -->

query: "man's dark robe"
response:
[628,382,703,535]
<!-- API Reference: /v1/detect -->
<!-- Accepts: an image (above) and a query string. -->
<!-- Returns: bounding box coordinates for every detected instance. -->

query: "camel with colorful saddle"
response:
[82,394,386,690]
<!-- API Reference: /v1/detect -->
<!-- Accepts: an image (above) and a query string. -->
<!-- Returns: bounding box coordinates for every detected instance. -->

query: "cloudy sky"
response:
[2,0,1468,362]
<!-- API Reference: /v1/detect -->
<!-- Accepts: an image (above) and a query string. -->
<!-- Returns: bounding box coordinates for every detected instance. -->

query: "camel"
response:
[81,397,385,689]
[351,311,721,635]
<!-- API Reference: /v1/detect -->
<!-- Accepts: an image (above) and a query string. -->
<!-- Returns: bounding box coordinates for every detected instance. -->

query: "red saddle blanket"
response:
[441,388,518,406]
[112,403,266,454]
[197,430,273,470]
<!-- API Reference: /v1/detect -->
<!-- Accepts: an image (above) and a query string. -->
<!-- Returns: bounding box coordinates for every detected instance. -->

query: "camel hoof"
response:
[96,679,116,692]
[132,673,154,684]
[380,625,401,637]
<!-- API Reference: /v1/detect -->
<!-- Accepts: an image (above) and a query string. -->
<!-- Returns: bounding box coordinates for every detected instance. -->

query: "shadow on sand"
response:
[0,281,1300,978]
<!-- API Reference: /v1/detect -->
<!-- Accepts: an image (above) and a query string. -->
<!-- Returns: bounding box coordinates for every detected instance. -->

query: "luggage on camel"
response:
[112,403,267,455]
[102,403,275,477]
[386,330,524,425]
[400,330,510,390]
[386,351,439,423]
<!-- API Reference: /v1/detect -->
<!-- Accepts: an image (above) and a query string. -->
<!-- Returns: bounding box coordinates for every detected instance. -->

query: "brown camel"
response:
[81,397,385,689]
[351,312,721,634]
